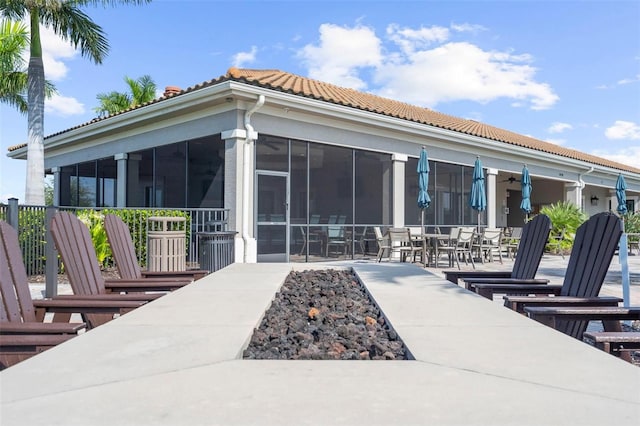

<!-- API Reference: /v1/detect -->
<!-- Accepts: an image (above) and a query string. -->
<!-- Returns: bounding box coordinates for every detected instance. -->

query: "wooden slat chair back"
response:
[50,212,113,327]
[510,214,551,280]
[104,214,207,281]
[104,214,144,280]
[1,221,38,324]
[556,212,623,338]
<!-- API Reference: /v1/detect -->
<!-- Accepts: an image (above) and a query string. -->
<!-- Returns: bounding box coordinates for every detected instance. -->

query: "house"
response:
[7,67,640,263]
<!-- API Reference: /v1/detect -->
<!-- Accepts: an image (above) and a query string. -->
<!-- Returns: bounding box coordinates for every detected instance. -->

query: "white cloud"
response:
[617,74,640,85]
[544,138,566,146]
[450,23,487,34]
[548,122,573,134]
[298,23,558,110]
[17,19,78,81]
[45,94,84,116]
[605,120,640,140]
[40,24,78,81]
[375,41,558,109]
[387,24,450,55]
[232,46,258,68]
[0,193,19,204]
[592,146,640,169]
[298,23,382,90]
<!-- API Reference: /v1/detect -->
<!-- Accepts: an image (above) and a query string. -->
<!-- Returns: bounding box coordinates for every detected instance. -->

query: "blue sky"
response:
[1,0,639,203]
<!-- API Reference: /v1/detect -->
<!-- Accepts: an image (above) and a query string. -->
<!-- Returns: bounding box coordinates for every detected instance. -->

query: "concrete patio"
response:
[2,257,639,425]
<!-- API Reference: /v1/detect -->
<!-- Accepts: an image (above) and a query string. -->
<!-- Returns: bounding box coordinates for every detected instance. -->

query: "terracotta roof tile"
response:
[8,67,638,174]
[224,68,640,173]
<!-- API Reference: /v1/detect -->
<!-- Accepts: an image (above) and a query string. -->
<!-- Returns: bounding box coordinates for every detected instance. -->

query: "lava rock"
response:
[242,269,409,360]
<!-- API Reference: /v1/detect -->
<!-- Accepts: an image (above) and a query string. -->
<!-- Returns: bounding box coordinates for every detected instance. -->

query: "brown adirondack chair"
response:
[104,214,208,282]
[1,334,75,370]
[1,220,144,368]
[471,213,624,333]
[49,212,189,327]
[444,214,552,288]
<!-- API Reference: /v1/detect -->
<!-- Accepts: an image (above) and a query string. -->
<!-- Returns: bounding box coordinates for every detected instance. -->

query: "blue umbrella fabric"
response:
[520,165,532,220]
[469,156,487,219]
[615,173,631,307]
[417,148,431,210]
[616,173,628,215]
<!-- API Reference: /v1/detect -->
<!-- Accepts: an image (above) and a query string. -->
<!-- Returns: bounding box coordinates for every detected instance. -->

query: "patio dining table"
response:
[411,233,451,267]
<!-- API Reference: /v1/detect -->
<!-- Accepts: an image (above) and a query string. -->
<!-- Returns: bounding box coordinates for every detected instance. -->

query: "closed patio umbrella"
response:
[417,147,431,231]
[616,174,630,307]
[469,156,486,229]
[520,165,532,222]
[616,173,628,215]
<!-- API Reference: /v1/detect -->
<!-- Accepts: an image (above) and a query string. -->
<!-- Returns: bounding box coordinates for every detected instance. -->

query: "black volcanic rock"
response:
[243,269,410,360]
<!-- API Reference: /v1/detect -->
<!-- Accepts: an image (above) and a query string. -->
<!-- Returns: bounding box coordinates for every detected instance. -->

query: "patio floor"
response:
[3,257,640,425]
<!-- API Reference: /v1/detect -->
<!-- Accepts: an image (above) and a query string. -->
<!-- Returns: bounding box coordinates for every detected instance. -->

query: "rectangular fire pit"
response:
[243,268,413,360]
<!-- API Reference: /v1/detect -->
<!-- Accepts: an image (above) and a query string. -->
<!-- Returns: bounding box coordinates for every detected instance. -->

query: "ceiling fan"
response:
[501,175,521,184]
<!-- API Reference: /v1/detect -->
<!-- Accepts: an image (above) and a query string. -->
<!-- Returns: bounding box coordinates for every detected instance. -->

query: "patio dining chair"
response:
[387,228,423,263]
[439,227,475,270]
[374,227,391,262]
[473,228,503,264]
[326,215,348,257]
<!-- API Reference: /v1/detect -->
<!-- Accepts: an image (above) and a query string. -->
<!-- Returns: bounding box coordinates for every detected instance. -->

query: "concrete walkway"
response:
[2,260,639,425]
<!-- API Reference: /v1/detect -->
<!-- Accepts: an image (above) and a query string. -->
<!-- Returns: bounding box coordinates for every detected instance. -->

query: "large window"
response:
[187,136,224,208]
[405,158,481,227]
[127,136,225,208]
[354,150,392,224]
[97,158,116,207]
[256,136,393,261]
[309,144,353,224]
[59,159,113,207]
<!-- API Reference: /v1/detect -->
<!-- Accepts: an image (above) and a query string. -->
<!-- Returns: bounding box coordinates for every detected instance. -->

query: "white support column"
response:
[51,167,60,206]
[392,153,407,228]
[114,153,128,207]
[222,128,256,263]
[127,154,142,206]
[486,168,498,228]
[565,181,582,209]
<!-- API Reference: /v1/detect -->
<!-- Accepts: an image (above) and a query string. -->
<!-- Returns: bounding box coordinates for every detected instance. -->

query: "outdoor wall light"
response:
[590,195,599,206]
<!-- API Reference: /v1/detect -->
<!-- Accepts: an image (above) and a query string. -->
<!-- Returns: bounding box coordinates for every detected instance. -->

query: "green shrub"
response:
[622,212,640,234]
[76,210,112,269]
[539,201,587,254]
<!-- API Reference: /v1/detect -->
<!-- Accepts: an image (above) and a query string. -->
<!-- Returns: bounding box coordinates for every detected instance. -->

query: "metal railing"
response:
[1,199,230,278]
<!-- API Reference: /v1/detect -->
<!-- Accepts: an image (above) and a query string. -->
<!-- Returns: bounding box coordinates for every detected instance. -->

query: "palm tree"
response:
[0,0,151,205]
[94,74,157,117]
[0,18,56,113]
[0,19,29,112]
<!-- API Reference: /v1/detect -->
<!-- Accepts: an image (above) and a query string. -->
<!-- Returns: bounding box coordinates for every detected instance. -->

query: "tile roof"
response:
[8,67,639,174]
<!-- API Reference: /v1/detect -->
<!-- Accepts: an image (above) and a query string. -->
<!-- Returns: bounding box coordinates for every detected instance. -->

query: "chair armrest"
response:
[54,293,163,302]
[583,332,640,357]
[32,298,145,314]
[104,279,189,293]
[503,295,622,314]
[0,322,86,335]
[141,270,208,281]
[471,283,562,300]
[443,270,512,284]
[524,306,640,331]
[0,334,75,348]
[462,277,548,290]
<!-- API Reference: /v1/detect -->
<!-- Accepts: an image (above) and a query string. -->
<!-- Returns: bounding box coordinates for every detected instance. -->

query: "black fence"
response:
[0,199,231,278]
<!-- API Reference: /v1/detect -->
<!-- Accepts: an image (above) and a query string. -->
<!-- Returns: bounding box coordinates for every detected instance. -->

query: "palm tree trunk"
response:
[25,9,45,205]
